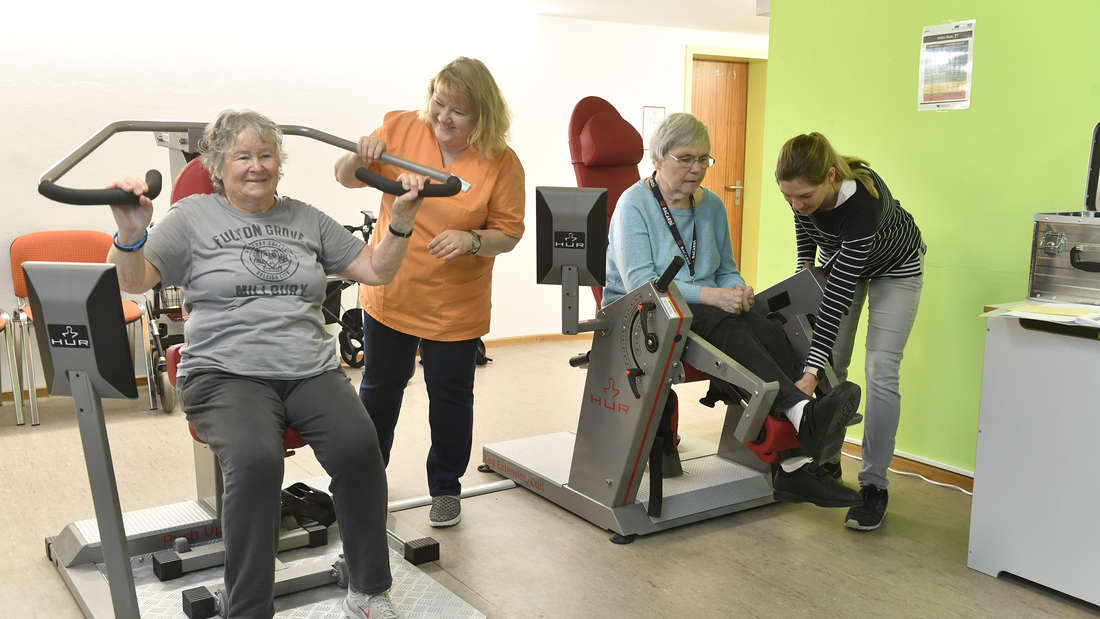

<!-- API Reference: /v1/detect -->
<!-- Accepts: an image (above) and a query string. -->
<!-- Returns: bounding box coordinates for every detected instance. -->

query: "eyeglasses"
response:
[668,153,716,168]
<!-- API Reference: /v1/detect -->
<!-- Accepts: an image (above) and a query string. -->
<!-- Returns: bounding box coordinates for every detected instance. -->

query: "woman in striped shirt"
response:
[775,132,926,532]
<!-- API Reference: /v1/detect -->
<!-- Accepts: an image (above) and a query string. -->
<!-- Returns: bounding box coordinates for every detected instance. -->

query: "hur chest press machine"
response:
[34,121,483,618]
[482,187,837,543]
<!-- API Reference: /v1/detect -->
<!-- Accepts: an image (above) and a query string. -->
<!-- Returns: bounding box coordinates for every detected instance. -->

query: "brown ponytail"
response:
[775,132,877,199]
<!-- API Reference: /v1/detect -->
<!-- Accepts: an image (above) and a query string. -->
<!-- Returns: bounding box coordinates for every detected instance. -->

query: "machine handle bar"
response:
[654,256,685,293]
[39,169,163,206]
[37,120,465,205]
[354,167,461,197]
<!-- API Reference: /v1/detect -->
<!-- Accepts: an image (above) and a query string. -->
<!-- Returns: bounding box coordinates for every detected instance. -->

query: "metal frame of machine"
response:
[482,186,834,541]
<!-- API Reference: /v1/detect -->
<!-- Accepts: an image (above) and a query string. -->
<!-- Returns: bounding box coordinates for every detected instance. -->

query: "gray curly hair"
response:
[199,109,286,194]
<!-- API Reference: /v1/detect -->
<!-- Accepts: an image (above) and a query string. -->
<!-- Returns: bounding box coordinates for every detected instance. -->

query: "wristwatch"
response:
[802,365,821,378]
[468,230,482,255]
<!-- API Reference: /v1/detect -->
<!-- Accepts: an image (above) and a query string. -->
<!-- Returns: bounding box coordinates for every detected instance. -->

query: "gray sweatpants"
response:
[831,273,923,490]
[179,369,391,619]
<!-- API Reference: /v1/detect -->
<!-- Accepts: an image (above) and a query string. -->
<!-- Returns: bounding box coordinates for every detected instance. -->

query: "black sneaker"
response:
[798,382,861,463]
[845,485,888,531]
[818,459,842,480]
[773,464,862,508]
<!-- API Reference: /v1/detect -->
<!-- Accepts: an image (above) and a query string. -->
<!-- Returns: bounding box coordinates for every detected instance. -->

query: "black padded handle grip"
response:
[1070,245,1100,272]
[354,167,461,197]
[38,169,163,205]
[654,256,685,293]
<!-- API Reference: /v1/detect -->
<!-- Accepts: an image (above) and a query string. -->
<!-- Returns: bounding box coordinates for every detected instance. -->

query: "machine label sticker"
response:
[658,296,675,316]
[553,231,586,249]
[47,324,90,349]
[589,377,630,415]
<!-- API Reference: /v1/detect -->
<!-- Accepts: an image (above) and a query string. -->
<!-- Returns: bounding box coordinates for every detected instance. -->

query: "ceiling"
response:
[533,0,769,36]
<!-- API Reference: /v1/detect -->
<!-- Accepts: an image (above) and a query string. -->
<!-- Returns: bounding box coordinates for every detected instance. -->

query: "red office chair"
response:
[567,96,800,463]
[9,230,154,425]
[166,159,307,469]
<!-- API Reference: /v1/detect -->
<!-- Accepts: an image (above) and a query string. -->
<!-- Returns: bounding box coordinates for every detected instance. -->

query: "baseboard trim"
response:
[2,376,151,402]
[841,439,974,493]
[483,332,593,348]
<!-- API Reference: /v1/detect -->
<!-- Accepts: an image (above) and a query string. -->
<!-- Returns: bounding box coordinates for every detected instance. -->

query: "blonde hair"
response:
[419,57,511,160]
[775,132,877,199]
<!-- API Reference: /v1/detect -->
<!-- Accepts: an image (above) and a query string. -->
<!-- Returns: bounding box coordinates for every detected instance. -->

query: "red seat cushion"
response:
[170,158,215,203]
[166,344,182,387]
[121,299,143,324]
[578,112,643,166]
[186,423,307,450]
[745,416,801,464]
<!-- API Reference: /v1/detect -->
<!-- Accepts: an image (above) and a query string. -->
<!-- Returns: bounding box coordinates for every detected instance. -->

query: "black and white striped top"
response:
[794,166,925,371]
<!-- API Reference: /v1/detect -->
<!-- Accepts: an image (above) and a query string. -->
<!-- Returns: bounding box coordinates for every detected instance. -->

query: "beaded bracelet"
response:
[113,230,148,252]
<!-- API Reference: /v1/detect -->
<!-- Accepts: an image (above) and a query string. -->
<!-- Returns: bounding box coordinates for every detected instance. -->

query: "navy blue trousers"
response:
[359,312,477,497]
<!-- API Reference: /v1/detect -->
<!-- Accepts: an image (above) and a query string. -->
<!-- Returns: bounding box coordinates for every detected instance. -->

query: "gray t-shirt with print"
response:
[145,193,365,379]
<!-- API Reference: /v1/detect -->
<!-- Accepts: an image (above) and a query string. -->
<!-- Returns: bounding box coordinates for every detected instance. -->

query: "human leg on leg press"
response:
[688,306,861,507]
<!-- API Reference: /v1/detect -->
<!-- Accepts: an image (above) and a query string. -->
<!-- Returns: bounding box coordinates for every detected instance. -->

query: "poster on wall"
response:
[918,19,976,111]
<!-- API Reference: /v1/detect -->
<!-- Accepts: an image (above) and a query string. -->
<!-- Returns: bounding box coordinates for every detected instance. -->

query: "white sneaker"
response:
[343,589,399,619]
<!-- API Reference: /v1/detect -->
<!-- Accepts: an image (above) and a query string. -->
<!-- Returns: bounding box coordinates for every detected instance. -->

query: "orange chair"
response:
[9,230,155,425]
[567,96,802,463]
[1,311,24,424]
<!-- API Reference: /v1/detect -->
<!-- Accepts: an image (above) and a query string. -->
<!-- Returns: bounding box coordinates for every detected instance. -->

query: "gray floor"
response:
[2,339,1097,618]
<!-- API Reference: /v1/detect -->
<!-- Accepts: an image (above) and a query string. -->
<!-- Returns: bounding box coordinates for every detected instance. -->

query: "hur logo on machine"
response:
[589,377,630,415]
[553,231,586,249]
[47,324,90,349]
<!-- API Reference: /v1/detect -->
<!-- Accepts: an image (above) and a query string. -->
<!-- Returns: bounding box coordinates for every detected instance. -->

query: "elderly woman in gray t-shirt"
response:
[106,109,419,619]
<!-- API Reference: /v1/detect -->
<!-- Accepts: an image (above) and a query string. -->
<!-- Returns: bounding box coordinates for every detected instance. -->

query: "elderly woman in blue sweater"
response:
[603,113,861,508]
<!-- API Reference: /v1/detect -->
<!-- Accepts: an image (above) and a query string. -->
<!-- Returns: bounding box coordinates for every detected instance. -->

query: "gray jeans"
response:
[180,369,391,618]
[831,272,923,490]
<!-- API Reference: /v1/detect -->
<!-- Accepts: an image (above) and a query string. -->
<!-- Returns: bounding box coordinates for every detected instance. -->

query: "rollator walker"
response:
[482,187,842,543]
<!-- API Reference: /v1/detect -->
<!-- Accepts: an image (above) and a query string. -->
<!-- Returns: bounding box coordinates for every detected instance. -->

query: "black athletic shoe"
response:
[773,464,862,508]
[845,485,888,531]
[818,459,842,480]
[798,382,862,463]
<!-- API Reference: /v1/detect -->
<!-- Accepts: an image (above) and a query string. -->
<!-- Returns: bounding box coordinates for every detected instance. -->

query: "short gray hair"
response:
[649,113,711,163]
[199,109,287,194]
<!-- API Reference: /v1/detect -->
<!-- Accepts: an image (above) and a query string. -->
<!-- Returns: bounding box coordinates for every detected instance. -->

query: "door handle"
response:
[725,182,744,206]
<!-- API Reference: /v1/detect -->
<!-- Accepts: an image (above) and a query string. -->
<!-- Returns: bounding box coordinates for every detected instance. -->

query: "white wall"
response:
[0,1,765,391]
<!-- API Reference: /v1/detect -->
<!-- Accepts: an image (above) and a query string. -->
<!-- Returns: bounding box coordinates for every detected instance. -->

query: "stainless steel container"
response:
[1027,122,1100,305]
[1028,211,1100,305]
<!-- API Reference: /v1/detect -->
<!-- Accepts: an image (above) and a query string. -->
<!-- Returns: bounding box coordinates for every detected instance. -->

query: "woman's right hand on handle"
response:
[108,177,154,244]
[356,136,387,164]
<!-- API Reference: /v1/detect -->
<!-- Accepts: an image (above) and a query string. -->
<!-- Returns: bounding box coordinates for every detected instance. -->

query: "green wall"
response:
[759,1,1100,472]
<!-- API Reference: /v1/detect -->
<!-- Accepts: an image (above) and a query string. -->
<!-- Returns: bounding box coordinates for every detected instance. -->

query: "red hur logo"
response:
[590,377,630,415]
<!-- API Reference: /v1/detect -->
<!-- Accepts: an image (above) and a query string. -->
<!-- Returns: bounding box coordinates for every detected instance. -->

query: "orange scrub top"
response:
[360,110,526,341]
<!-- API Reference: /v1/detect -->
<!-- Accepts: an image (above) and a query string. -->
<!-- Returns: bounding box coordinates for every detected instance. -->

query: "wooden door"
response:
[691,59,748,265]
